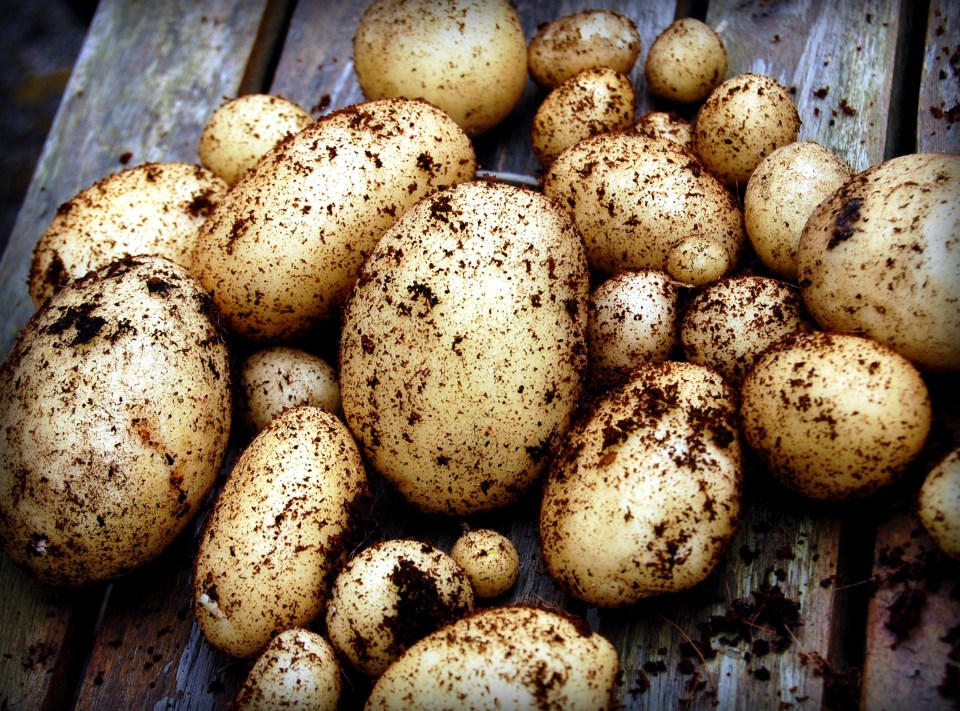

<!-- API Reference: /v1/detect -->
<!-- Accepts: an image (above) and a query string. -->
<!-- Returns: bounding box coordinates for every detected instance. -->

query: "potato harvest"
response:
[0,1,957,710]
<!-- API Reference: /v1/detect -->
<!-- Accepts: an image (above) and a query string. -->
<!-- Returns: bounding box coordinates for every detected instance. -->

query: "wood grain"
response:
[917,0,960,154]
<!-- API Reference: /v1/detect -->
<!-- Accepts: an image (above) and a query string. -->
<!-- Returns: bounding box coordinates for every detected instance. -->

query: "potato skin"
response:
[0,256,231,587]
[193,406,372,658]
[340,180,588,515]
[645,18,726,103]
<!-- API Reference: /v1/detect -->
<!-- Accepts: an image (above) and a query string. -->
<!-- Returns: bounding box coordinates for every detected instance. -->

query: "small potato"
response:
[198,94,314,185]
[235,629,341,711]
[540,362,742,606]
[645,18,727,103]
[693,73,801,186]
[353,0,527,135]
[325,539,474,677]
[666,235,732,286]
[745,141,853,282]
[450,528,520,598]
[193,406,372,658]
[681,275,811,384]
[630,111,693,148]
[741,332,932,501]
[797,152,960,371]
[366,605,620,709]
[919,447,960,560]
[588,269,681,389]
[28,162,227,307]
[528,9,641,89]
[532,67,636,167]
[239,346,340,434]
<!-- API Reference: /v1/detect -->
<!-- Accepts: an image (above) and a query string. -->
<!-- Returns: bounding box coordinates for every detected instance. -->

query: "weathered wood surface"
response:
[1,0,956,710]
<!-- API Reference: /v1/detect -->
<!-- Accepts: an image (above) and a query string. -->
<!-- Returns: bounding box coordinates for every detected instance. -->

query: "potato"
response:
[450,528,520,598]
[528,9,641,89]
[235,629,341,711]
[239,346,340,434]
[353,0,527,136]
[540,361,742,606]
[587,269,681,389]
[193,406,372,658]
[531,67,636,167]
[645,18,727,103]
[630,110,693,148]
[340,180,588,515]
[28,162,227,307]
[797,152,960,371]
[0,255,231,586]
[692,73,801,186]
[745,141,853,282]
[681,275,812,384]
[741,332,932,501]
[666,235,732,286]
[543,132,744,282]
[192,98,476,342]
[198,93,314,185]
[919,447,960,560]
[325,539,475,677]
[366,605,620,709]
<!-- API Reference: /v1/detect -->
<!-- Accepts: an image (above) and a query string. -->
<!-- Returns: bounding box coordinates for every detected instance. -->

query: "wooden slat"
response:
[917,0,960,154]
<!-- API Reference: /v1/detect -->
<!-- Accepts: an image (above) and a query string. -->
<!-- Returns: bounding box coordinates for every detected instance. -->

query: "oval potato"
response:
[645,18,727,103]
[449,528,520,598]
[919,447,960,560]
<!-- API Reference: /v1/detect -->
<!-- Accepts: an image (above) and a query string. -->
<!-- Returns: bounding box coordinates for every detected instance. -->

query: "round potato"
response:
[645,18,727,103]
[28,162,227,307]
[543,132,744,281]
[192,98,476,342]
[919,447,960,560]
[693,73,800,186]
[353,0,527,135]
[797,152,960,371]
[528,9,641,89]
[193,406,372,658]
[540,361,742,606]
[198,93,314,185]
[630,110,693,148]
[340,180,588,515]
[531,67,636,167]
[235,629,341,711]
[450,528,520,598]
[239,346,340,434]
[745,141,853,283]
[741,332,932,500]
[325,539,475,677]
[366,605,620,710]
[0,255,231,586]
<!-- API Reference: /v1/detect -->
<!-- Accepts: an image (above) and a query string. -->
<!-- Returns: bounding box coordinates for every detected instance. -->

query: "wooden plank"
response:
[917,0,960,154]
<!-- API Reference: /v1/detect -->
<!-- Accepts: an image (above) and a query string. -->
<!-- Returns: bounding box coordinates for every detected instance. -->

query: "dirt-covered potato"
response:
[744,141,853,283]
[543,132,744,283]
[193,406,372,658]
[531,67,636,167]
[681,275,812,384]
[0,256,231,587]
[353,0,527,135]
[540,361,742,606]
[645,18,727,103]
[450,528,520,598]
[366,606,620,709]
[528,9,641,89]
[741,332,932,501]
[198,94,314,185]
[235,629,341,711]
[340,180,588,515]
[588,269,681,388]
[919,447,960,560]
[630,110,693,148]
[325,539,475,677]
[239,346,340,434]
[797,152,960,371]
[192,99,475,342]
[693,73,800,186]
[28,162,227,307]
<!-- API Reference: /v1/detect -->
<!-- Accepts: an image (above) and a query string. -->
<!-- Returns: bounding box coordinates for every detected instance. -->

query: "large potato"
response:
[193,406,372,658]
[340,180,588,515]
[366,605,620,710]
[797,152,960,371]
[540,361,742,606]
[0,256,231,586]
[192,98,476,342]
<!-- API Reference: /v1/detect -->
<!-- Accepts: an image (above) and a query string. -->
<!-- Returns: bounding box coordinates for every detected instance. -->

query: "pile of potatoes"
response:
[1,0,958,707]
